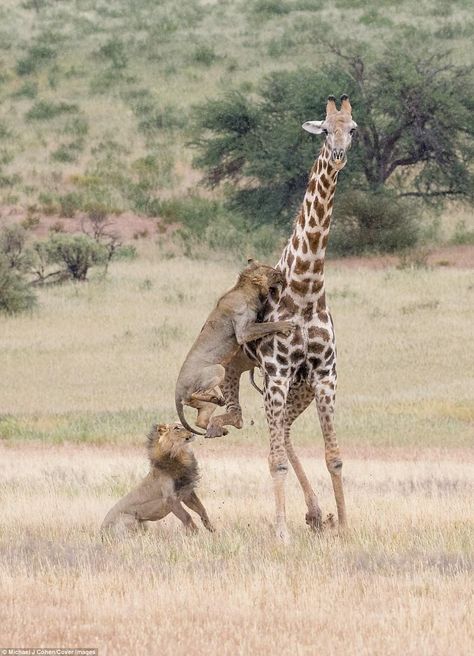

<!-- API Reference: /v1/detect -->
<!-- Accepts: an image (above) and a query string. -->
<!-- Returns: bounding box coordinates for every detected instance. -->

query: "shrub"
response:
[51,140,83,163]
[16,44,56,76]
[0,224,30,271]
[158,196,220,232]
[45,234,107,281]
[26,100,79,121]
[114,244,137,261]
[169,197,284,259]
[191,45,218,66]
[57,192,83,217]
[12,81,38,99]
[450,220,474,246]
[330,189,419,256]
[97,38,128,70]
[63,117,89,137]
[252,0,292,16]
[0,256,36,314]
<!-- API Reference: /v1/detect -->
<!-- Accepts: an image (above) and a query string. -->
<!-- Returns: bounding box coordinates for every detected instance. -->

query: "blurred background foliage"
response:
[0,0,472,259]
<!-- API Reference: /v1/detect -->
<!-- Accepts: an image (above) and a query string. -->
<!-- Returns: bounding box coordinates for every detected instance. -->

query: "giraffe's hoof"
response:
[275,525,291,544]
[305,511,323,532]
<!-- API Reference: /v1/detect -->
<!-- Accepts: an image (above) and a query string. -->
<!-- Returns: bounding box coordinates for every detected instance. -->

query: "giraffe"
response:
[206,94,357,541]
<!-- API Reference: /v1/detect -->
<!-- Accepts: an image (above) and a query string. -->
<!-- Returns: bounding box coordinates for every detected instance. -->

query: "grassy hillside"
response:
[0,252,472,447]
[0,0,472,216]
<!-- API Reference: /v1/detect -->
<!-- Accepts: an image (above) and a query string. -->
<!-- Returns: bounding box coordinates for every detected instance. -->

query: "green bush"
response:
[167,196,284,259]
[252,0,291,16]
[16,44,56,76]
[451,220,474,246]
[0,224,30,271]
[57,192,84,217]
[191,45,218,66]
[45,234,107,281]
[51,140,84,163]
[26,100,79,121]
[158,196,222,232]
[114,244,138,261]
[97,38,128,70]
[0,256,36,314]
[63,117,89,137]
[12,81,38,99]
[330,190,419,256]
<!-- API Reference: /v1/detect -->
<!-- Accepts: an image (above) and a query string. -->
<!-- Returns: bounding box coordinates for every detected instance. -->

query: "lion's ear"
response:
[157,423,168,435]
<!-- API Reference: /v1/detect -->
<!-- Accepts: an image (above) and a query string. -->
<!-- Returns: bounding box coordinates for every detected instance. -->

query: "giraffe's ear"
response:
[302,120,325,135]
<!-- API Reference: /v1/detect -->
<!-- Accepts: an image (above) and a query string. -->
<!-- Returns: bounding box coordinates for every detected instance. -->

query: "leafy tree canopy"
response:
[192,33,473,227]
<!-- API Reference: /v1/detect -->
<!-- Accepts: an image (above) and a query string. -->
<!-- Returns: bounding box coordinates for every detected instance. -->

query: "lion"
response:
[175,259,294,434]
[101,423,214,538]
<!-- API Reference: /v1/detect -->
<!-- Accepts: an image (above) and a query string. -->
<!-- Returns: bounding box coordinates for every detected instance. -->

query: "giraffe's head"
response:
[302,95,357,169]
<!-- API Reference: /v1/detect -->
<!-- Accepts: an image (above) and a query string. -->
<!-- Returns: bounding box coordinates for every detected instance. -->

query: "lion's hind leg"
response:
[101,512,142,541]
[186,398,219,429]
[190,364,226,405]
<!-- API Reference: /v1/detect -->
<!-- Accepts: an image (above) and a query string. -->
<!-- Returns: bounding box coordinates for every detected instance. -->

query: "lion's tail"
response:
[175,392,206,436]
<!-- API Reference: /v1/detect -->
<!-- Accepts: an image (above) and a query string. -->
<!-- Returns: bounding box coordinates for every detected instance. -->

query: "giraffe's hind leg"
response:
[284,384,323,531]
[264,377,291,543]
[313,377,347,529]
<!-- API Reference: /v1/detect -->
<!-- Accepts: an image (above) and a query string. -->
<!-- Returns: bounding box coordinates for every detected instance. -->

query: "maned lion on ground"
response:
[101,423,214,538]
[175,259,295,434]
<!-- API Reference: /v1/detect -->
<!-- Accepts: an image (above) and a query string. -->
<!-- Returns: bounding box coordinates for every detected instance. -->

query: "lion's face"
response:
[154,423,195,458]
[244,261,285,295]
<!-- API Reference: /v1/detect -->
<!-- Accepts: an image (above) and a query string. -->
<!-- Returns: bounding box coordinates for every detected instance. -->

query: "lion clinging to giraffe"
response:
[200,94,357,542]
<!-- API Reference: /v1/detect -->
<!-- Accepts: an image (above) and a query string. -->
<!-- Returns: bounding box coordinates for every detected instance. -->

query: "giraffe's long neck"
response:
[277,144,339,312]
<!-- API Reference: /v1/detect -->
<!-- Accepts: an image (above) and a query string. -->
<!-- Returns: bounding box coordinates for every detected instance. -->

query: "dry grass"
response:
[0,444,473,655]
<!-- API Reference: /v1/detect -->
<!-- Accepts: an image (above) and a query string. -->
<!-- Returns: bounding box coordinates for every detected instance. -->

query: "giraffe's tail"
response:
[249,368,263,395]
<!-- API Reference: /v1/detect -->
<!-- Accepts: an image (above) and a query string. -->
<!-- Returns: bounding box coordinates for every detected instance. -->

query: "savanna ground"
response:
[1,251,473,654]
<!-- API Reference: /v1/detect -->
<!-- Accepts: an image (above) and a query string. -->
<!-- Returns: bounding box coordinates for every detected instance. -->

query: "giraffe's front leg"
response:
[264,377,291,543]
[314,377,347,529]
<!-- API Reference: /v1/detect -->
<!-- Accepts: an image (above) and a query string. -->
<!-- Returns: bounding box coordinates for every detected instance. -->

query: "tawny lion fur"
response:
[175,260,294,434]
[101,423,214,537]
